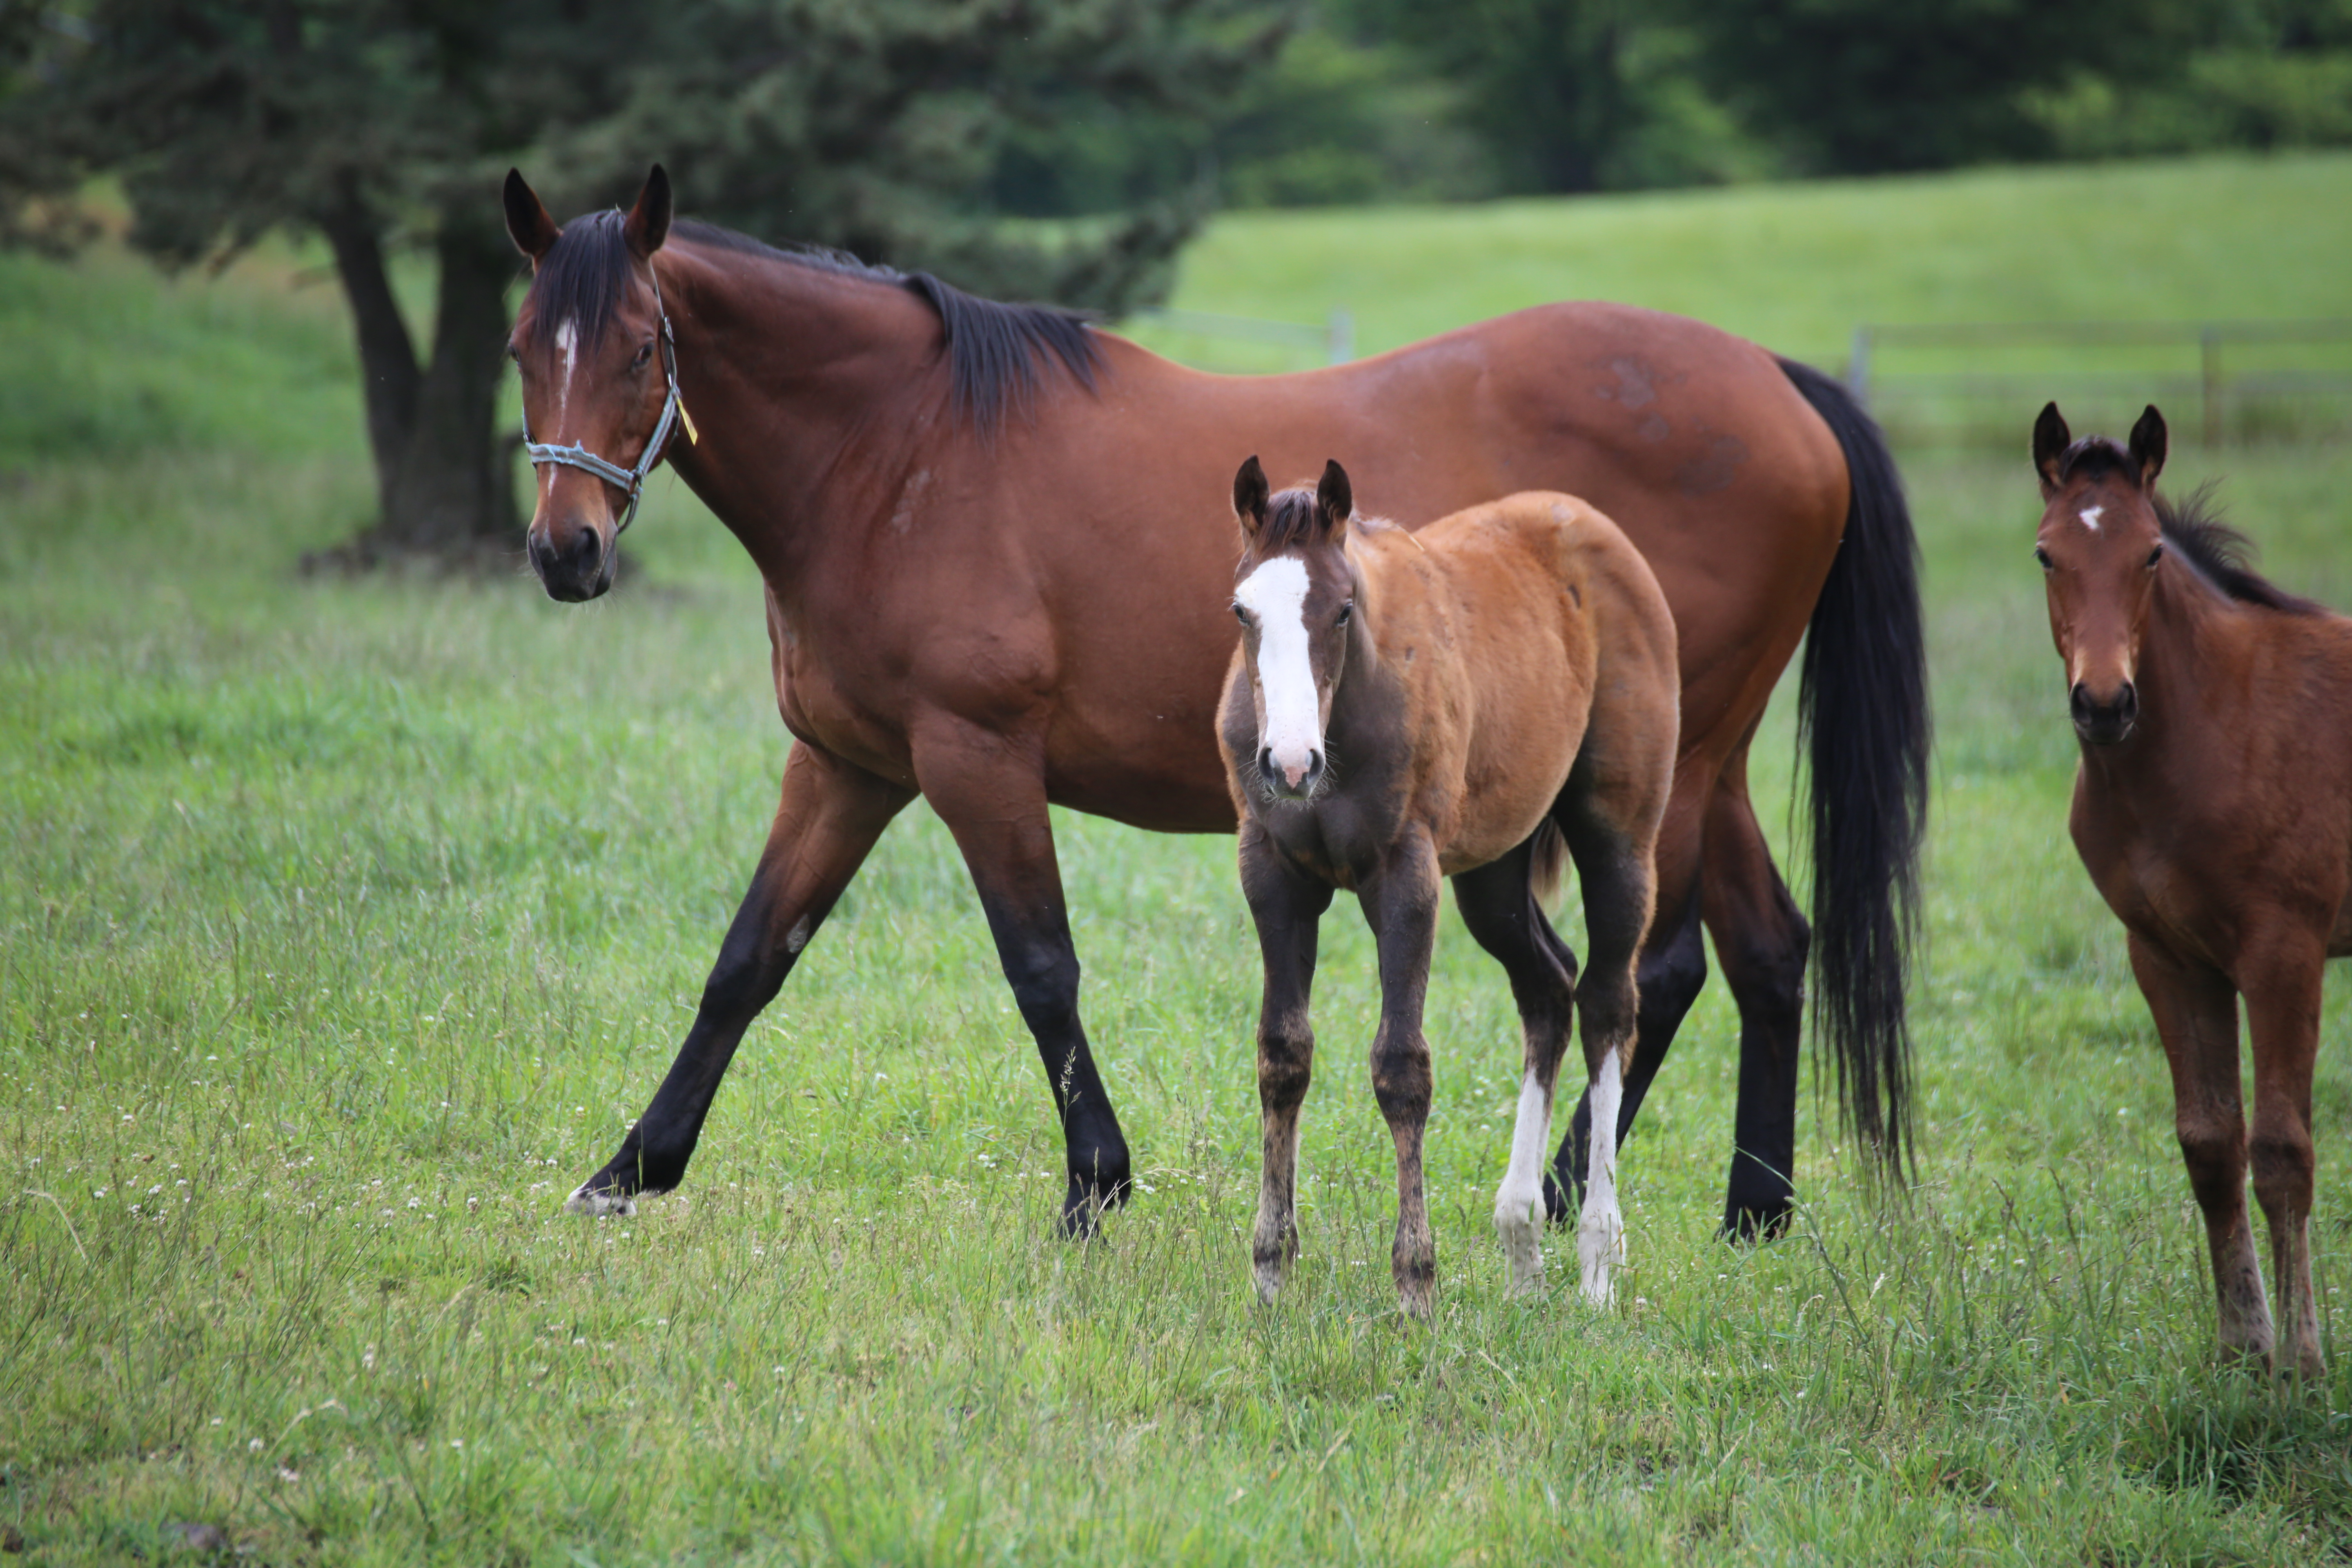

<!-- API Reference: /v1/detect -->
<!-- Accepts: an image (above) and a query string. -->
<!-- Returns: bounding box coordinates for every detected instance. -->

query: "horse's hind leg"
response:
[1453,839,1577,1297]
[1240,824,1334,1301]
[1701,757,1811,1240]
[2238,931,2327,1378]
[569,742,913,1214]
[1548,782,1709,1227]
[913,721,1131,1235]
[2129,933,2274,1365]
[1359,830,1443,1316]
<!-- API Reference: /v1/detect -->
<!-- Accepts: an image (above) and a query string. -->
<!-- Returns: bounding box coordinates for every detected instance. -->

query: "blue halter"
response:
[521,267,687,536]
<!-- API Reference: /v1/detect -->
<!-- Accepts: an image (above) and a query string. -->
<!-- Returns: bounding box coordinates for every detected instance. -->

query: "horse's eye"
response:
[1335,601,1353,627]
[2145,543,2164,569]
[633,341,655,370]
[506,342,521,363]
[2033,545,2053,570]
[1232,602,1248,624]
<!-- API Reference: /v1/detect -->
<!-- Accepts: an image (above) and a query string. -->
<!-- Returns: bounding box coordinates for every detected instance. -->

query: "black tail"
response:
[1777,356,1929,1181]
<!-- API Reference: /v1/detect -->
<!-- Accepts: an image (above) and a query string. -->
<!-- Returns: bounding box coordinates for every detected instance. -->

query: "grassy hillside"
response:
[2,156,2349,1564]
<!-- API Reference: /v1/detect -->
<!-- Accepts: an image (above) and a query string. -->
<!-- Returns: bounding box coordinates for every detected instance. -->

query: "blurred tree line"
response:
[1,0,2344,558]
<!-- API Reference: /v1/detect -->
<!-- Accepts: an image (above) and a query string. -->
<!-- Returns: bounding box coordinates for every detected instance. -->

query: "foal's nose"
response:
[1261,745,1324,795]
[2069,679,2139,743]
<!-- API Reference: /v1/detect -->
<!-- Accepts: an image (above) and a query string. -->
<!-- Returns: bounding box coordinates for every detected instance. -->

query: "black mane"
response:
[2155,483,2319,615]
[528,214,1101,433]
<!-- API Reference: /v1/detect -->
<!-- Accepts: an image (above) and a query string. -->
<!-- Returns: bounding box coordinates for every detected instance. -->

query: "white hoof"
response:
[1577,1207,1624,1306]
[564,1185,638,1218]
[1493,1186,1546,1298]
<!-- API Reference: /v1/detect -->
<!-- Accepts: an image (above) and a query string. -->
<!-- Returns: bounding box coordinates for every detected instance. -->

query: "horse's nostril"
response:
[2116,681,2138,722]
[1259,747,1277,780]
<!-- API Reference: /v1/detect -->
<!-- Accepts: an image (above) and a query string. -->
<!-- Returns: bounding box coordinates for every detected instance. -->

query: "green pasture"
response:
[3,154,2351,1564]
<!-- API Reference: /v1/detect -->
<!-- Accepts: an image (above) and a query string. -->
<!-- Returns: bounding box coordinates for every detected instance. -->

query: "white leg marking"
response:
[1234,557,1320,788]
[1492,1069,1553,1297]
[1577,1053,1626,1306]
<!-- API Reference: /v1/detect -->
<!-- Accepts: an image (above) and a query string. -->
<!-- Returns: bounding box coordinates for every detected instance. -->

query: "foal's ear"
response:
[503,169,562,263]
[1315,459,1353,535]
[623,164,673,260]
[1233,455,1270,537]
[2032,402,2071,496]
[2128,405,2167,489]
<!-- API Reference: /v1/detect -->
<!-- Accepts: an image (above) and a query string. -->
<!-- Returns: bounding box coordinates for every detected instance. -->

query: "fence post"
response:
[2200,327,2222,446]
[1327,308,1354,366]
[1847,326,1872,409]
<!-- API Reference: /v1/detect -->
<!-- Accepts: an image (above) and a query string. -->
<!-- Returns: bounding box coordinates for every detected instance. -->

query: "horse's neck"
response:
[655,243,945,582]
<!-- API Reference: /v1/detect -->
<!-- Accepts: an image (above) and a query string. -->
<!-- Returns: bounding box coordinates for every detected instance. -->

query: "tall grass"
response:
[2,157,2349,1563]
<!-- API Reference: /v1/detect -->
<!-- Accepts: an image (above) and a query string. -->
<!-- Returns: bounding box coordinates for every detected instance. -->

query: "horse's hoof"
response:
[1719,1195,1793,1243]
[1577,1212,1625,1307]
[564,1183,637,1218]
[1494,1194,1547,1298]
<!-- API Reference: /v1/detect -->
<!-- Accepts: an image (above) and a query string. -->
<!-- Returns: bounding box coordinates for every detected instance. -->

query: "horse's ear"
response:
[2129,405,2167,489]
[623,164,673,259]
[2032,402,2071,496]
[504,169,561,263]
[1233,456,1270,537]
[1315,459,1352,536]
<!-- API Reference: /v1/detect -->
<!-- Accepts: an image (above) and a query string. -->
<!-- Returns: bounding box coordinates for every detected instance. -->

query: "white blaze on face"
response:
[553,318,579,425]
[2078,505,2103,532]
[1235,555,1320,788]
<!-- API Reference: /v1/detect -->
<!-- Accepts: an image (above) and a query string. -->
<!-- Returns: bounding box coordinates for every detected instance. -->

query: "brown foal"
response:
[2035,403,2346,1378]
[1221,461,1679,1314]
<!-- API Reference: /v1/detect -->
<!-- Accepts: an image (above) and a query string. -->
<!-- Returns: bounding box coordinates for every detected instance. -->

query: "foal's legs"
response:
[569,742,913,1214]
[2238,931,2327,1378]
[1240,824,1333,1300]
[913,720,1131,1234]
[2129,934,2274,1364]
[1452,840,1577,1297]
[1360,829,1443,1315]
[1700,757,1812,1240]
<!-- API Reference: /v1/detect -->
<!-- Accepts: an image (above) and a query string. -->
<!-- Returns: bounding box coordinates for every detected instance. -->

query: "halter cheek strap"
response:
[520,267,688,537]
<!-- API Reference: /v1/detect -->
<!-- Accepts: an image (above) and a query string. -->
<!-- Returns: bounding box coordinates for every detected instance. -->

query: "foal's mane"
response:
[528,212,1102,433]
[2055,437,2318,616]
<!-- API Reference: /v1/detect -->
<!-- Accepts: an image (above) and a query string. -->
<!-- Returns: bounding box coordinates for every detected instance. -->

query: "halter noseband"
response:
[520,265,688,537]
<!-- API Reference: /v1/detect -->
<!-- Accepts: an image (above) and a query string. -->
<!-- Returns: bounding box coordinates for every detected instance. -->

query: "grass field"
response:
[3,153,2350,1564]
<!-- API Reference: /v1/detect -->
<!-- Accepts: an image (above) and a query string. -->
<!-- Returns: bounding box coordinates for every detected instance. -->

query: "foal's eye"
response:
[632,341,655,370]
[1334,602,1354,627]
[2145,543,2164,569]
[2033,545,2053,570]
[506,342,521,363]
[1232,602,1248,624]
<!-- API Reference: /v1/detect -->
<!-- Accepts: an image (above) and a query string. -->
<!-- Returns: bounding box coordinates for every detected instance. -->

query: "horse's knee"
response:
[1258,1026,1314,1113]
[2247,1125,2315,1210]
[1370,1031,1432,1125]
[1717,912,1810,1041]
[1003,941,1082,1031]
[2175,1114,2245,1206]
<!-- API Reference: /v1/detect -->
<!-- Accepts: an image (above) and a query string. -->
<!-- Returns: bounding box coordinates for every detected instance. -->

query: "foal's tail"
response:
[1777,356,1930,1183]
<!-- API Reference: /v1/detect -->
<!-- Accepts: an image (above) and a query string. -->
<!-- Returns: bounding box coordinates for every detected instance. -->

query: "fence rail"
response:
[1847,319,2352,445]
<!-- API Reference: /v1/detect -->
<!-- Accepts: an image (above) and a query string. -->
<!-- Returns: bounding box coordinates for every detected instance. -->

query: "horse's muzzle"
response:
[1259,745,1325,800]
[529,522,615,602]
[2071,680,2138,745]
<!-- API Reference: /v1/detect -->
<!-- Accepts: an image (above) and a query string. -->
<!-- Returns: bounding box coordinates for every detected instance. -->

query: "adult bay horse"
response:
[2035,403,2344,1378]
[502,165,1928,1238]
[1221,461,1678,1313]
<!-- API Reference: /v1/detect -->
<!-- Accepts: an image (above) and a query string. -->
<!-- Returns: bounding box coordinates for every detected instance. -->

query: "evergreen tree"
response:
[7,0,1262,559]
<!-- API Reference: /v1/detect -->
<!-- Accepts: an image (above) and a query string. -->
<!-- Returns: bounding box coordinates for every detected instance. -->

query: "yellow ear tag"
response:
[677,400,700,445]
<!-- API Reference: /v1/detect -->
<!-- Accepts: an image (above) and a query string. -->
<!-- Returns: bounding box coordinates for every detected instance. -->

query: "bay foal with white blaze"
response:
[2035,403,2347,1378]
[1220,460,1679,1312]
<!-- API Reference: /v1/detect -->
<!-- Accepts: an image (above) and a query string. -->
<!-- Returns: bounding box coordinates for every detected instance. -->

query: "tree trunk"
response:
[318,186,421,529]
[375,208,522,553]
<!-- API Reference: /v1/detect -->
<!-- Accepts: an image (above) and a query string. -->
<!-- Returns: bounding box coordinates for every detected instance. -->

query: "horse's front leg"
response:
[913,720,1131,1235]
[2129,933,2273,1365]
[2238,929,2328,1379]
[569,742,912,1214]
[1240,824,1334,1301]
[1361,831,1442,1316]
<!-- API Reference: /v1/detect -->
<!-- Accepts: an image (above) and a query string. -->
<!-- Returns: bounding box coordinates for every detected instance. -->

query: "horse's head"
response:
[1230,456,1361,801]
[503,165,680,602]
[2032,402,2169,745]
